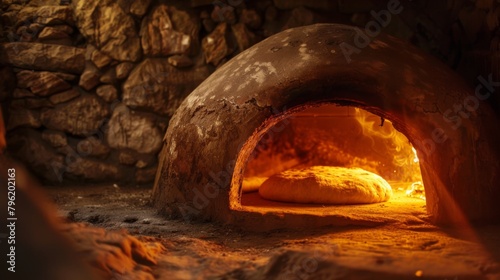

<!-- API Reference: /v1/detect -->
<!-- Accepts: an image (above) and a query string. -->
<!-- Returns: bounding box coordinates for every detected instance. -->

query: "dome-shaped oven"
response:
[152,24,500,230]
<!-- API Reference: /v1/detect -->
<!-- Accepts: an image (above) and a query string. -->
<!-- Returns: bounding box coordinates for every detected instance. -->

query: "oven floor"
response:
[241,186,426,220]
[46,184,500,280]
[240,182,427,226]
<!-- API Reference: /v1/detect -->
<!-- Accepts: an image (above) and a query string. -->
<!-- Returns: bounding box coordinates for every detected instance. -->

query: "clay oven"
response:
[152,24,500,230]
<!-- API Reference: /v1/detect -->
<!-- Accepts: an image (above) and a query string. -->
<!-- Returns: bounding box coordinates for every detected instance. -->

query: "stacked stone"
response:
[0,0,498,185]
[0,0,211,184]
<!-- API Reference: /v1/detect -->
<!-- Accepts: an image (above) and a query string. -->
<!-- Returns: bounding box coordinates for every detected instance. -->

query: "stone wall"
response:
[0,0,498,185]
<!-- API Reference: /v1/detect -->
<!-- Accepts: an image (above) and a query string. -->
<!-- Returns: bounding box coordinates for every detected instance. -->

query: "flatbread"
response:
[242,176,268,193]
[258,166,392,204]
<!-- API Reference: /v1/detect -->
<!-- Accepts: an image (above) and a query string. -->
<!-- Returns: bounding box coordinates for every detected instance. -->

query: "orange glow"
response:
[352,108,425,200]
[242,104,426,202]
[352,108,422,182]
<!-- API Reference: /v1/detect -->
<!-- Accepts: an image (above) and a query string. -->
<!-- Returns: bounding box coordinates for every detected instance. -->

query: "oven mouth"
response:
[230,102,426,224]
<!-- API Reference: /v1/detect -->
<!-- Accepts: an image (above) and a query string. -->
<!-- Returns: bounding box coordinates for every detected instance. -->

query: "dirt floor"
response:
[46,184,500,280]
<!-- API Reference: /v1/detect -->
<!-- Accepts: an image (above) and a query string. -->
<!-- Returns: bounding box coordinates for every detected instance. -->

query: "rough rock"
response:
[170,6,201,55]
[17,26,40,43]
[0,43,85,73]
[72,0,142,62]
[140,4,191,57]
[38,26,72,40]
[28,22,45,33]
[41,95,110,136]
[17,6,75,26]
[1,11,17,27]
[122,58,210,116]
[42,129,68,148]
[118,150,138,165]
[12,88,35,99]
[49,88,81,104]
[6,109,41,130]
[135,166,157,184]
[211,5,236,24]
[135,154,155,168]
[135,160,148,169]
[65,158,121,181]
[171,7,200,34]
[75,137,110,158]
[115,62,135,80]
[231,23,257,52]
[10,98,53,109]
[62,223,161,279]
[111,0,133,12]
[25,0,61,6]
[167,55,194,68]
[16,70,71,96]
[15,25,38,42]
[54,72,77,81]
[130,0,151,17]
[87,45,112,69]
[202,23,233,66]
[240,9,262,29]
[99,68,116,84]
[7,128,65,182]
[79,63,101,91]
[106,104,163,154]
[96,85,118,103]
[35,6,74,25]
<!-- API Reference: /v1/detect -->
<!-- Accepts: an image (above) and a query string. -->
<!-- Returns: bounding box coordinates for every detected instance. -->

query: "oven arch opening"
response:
[230,102,427,225]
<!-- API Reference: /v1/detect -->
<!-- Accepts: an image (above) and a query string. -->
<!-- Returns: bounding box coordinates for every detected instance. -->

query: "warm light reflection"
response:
[412,147,419,163]
[406,181,425,200]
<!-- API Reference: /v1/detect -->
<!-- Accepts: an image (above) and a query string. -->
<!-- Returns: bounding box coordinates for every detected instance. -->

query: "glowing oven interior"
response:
[236,104,426,220]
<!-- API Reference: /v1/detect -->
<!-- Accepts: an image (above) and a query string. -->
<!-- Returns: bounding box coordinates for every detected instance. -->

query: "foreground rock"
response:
[7,129,65,182]
[0,157,162,280]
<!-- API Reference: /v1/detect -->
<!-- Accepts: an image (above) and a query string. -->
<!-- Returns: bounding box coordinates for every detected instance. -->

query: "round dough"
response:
[242,176,268,193]
[258,166,392,204]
